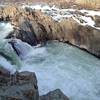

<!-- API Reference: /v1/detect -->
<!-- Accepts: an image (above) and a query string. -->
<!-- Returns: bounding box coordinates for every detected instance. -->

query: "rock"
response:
[5,7,100,57]
[94,15,100,27]
[59,18,100,57]
[0,6,17,21]
[0,68,70,100]
[7,10,48,46]
[0,67,10,86]
[40,89,69,100]
[0,67,10,77]
[0,70,39,100]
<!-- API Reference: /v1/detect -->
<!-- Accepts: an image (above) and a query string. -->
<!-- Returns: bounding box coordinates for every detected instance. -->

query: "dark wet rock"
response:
[7,10,48,46]
[0,67,70,100]
[0,67,10,86]
[40,89,69,100]
[0,67,10,77]
[0,70,39,100]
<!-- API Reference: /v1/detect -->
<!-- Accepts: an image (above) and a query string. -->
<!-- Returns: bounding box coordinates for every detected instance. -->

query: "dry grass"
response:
[0,0,100,9]
[75,0,100,9]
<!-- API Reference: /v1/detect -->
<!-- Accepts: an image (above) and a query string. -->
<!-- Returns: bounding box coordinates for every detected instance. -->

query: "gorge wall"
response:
[0,6,99,57]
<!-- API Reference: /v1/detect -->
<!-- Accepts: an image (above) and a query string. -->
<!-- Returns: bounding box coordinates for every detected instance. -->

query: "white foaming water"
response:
[0,31,100,100]
[0,22,13,39]
[80,9,100,16]
[8,39,33,59]
[0,56,17,74]
[18,41,100,100]
[22,4,100,30]
[0,39,22,73]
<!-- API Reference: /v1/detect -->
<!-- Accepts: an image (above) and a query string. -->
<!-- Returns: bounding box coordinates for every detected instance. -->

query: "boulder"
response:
[7,10,48,46]
[6,7,100,57]
[0,70,39,100]
[59,18,100,57]
[40,89,69,100]
[0,67,10,77]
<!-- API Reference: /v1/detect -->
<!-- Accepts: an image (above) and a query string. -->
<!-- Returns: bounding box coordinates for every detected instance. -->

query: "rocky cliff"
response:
[2,6,99,58]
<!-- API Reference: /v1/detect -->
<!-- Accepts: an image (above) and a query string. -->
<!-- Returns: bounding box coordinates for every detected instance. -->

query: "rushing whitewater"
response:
[22,4,100,30]
[20,41,100,100]
[0,22,13,40]
[0,22,100,100]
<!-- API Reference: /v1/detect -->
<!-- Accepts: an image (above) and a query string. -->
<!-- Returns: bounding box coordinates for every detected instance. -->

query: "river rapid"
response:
[0,22,100,100]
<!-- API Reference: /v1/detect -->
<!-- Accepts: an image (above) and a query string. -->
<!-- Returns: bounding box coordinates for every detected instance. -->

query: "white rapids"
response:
[22,4,100,30]
[18,41,100,100]
[0,22,13,40]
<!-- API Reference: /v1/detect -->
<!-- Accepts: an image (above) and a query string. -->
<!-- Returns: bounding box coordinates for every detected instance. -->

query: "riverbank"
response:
[0,4,99,57]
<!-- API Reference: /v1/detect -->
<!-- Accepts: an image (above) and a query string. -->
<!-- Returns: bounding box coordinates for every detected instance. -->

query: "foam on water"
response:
[0,39,22,73]
[0,22,13,40]
[22,4,100,30]
[0,56,17,74]
[0,30,100,100]
[80,9,100,16]
[19,41,100,100]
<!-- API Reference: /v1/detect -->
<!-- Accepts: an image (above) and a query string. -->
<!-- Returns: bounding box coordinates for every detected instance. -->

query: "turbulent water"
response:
[1,22,100,100]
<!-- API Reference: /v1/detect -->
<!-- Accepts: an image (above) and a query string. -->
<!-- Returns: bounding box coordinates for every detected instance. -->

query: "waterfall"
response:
[0,20,100,100]
[0,22,13,40]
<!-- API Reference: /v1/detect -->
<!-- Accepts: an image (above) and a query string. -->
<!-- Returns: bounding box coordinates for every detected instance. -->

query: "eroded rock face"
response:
[59,18,100,57]
[40,89,69,100]
[0,68,39,100]
[10,9,100,57]
[0,67,69,100]
[3,6,100,57]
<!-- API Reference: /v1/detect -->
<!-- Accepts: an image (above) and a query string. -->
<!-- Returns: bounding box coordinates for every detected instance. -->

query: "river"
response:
[0,22,100,100]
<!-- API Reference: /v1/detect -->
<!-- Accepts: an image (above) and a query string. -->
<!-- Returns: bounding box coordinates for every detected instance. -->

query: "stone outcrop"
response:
[59,18,100,57]
[0,67,69,100]
[6,8,100,57]
[0,67,39,100]
[40,89,69,100]
[0,6,100,57]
